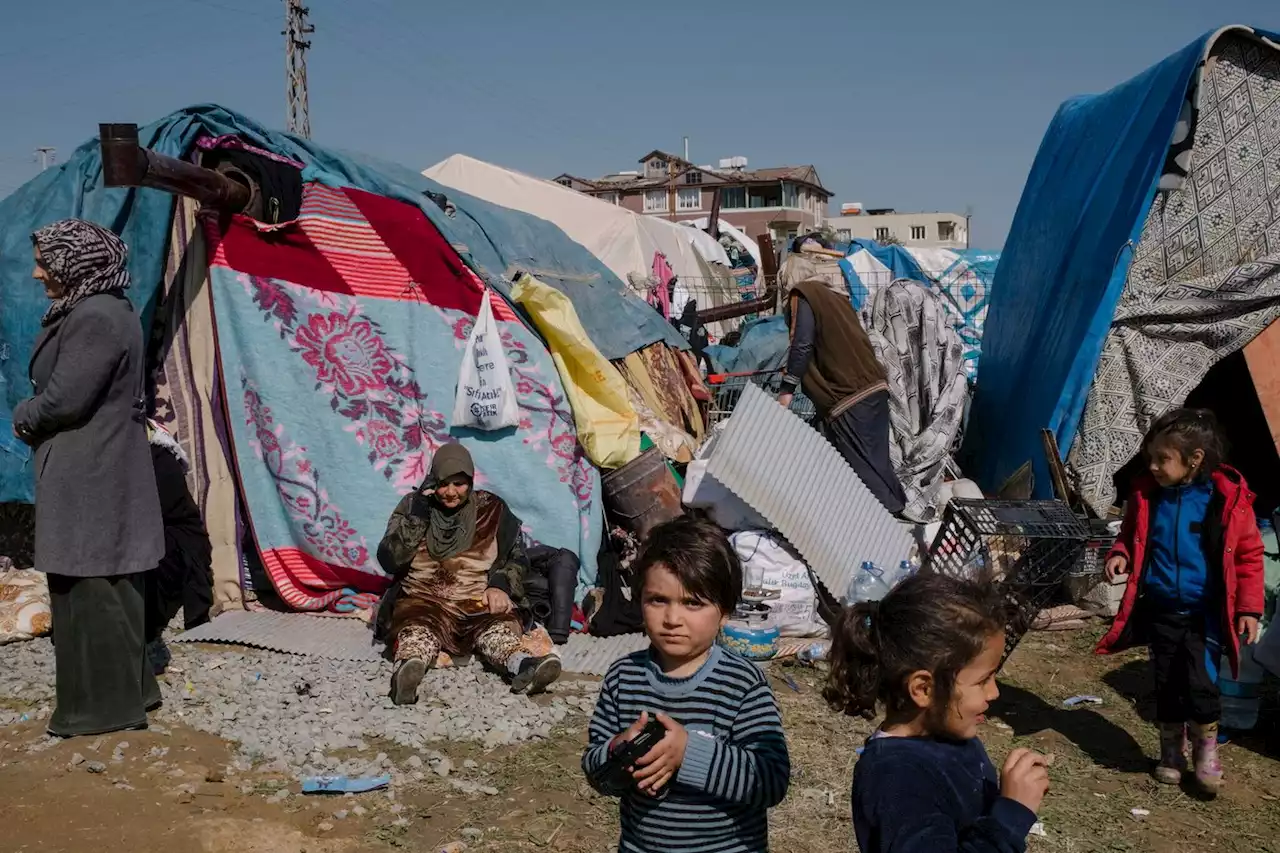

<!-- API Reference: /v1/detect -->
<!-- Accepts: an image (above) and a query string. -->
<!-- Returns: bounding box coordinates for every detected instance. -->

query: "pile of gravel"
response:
[0,637,601,776]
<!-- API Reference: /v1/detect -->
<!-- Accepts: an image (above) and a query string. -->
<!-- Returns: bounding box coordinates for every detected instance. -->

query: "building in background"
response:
[555,150,833,245]
[825,205,969,249]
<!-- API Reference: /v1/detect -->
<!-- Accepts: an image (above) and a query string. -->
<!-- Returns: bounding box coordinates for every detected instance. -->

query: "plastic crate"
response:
[924,499,1089,664]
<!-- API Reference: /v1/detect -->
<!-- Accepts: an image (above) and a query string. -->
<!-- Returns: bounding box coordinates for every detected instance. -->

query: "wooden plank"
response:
[1244,320,1280,454]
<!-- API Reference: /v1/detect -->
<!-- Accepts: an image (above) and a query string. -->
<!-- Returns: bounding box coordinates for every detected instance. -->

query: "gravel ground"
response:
[0,636,601,784]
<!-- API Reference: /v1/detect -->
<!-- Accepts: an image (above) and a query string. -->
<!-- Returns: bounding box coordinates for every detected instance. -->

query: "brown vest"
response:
[787,279,886,418]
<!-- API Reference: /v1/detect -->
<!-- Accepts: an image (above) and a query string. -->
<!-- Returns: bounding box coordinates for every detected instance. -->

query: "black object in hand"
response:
[592,718,668,788]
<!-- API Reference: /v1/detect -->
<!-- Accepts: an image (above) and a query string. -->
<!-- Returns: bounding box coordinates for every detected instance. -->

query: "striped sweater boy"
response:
[582,644,791,853]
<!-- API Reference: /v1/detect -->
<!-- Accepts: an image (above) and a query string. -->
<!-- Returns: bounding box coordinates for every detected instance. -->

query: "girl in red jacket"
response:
[1097,408,1265,795]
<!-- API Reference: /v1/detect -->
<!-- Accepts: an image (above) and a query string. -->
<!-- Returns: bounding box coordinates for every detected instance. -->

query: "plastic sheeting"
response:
[0,105,685,502]
[960,26,1280,497]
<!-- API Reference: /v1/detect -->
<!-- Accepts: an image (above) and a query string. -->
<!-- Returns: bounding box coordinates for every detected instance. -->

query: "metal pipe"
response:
[99,123,251,212]
[695,283,779,324]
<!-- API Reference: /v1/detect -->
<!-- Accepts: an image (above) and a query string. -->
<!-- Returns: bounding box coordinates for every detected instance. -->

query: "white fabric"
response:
[730,531,826,638]
[423,155,729,283]
[452,290,520,430]
[680,218,762,270]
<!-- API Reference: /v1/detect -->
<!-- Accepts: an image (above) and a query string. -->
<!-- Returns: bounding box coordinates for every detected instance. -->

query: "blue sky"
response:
[0,0,1275,248]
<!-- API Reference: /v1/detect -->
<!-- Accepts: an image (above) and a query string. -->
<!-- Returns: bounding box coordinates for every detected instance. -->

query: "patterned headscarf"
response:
[32,219,131,327]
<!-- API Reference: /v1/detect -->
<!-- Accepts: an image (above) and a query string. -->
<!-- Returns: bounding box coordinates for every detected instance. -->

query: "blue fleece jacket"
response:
[853,735,1036,852]
[1144,480,1215,610]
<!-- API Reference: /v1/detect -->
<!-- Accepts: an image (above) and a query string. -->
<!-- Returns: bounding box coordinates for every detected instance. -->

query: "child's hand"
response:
[1237,615,1261,645]
[1000,748,1050,815]
[609,710,650,753]
[631,713,687,795]
[1104,555,1128,582]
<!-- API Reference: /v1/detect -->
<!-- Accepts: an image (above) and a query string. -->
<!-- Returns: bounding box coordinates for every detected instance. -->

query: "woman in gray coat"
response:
[13,219,165,737]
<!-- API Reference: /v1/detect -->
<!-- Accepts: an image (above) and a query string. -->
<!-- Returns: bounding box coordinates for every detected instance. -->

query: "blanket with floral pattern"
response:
[205,181,601,611]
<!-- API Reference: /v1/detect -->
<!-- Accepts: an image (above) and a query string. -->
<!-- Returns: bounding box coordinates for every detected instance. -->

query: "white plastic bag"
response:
[731,531,827,638]
[452,289,520,431]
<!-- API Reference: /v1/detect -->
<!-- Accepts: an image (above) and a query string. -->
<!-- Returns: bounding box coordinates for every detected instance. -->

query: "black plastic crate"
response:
[924,499,1089,664]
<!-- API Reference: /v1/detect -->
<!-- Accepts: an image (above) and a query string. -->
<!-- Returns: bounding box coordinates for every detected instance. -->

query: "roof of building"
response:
[565,151,833,197]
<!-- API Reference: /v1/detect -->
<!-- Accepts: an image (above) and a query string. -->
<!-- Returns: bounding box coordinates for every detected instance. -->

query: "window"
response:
[644,190,668,213]
[781,182,799,208]
[837,229,852,241]
[720,187,747,209]
[556,178,572,187]
[875,227,891,241]
[685,171,702,185]
[646,158,666,178]
[938,221,957,241]
[599,192,619,205]
[910,225,926,240]
[677,188,701,211]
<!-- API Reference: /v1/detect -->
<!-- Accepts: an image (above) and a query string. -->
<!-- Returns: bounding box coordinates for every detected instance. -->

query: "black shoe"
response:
[390,658,427,706]
[510,654,562,695]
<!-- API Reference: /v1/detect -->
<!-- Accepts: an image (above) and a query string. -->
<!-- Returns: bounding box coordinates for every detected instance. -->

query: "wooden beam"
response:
[1244,319,1280,454]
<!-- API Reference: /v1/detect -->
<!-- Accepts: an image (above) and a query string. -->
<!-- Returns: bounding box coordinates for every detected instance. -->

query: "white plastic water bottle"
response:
[846,562,891,605]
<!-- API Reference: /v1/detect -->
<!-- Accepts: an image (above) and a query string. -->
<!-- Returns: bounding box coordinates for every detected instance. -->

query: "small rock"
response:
[333,809,349,821]
[177,791,195,804]
[85,761,107,774]
[462,827,483,841]
[115,782,135,791]
[352,806,367,817]
[405,755,423,769]
[463,759,478,770]
[391,817,410,828]
[434,758,454,778]
[115,741,130,752]
[317,821,334,833]
[390,803,404,814]
[478,785,499,796]
[69,752,86,766]
[87,738,104,753]
[205,769,224,784]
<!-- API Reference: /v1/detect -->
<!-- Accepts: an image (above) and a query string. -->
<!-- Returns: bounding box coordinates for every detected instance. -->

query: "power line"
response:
[284,0,314,138]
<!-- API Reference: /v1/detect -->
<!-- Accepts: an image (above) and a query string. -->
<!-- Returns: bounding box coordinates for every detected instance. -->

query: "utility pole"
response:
[284,0,314,138]
[35,147,56,170]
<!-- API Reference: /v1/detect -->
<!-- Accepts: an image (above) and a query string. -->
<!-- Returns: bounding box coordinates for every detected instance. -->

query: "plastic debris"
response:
[300,774,392,795]
[1029,821,1046,837]
[1062,695,1103,708]
[1130,808,1150,819]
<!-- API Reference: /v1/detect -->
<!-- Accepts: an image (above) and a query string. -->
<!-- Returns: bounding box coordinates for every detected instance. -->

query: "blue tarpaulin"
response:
[959,25,1280,496]
[0,105,685,502]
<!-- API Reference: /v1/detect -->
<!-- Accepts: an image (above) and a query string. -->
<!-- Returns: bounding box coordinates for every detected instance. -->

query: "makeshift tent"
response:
[963,26,1280,513]
[839,240,997,379]
[0,104,716,611]
[679,217,763,270]
[422,154,737,305]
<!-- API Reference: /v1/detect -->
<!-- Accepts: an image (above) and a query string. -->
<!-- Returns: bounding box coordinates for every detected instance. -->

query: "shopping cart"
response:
[705,369,817,427]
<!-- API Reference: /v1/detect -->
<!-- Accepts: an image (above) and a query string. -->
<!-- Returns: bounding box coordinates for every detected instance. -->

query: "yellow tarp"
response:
[510,275,641,469]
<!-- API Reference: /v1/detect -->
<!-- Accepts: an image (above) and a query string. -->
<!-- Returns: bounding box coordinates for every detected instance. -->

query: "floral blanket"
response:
[205,182,601,611]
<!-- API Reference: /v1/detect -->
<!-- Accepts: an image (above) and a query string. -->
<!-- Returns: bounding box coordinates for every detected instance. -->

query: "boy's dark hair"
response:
[1143,407,1227,479]
[632,516,742,614]
[823,572,1007,721]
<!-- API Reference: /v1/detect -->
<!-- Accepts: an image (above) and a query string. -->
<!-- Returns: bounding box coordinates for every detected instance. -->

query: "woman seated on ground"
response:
[373,443,561,704]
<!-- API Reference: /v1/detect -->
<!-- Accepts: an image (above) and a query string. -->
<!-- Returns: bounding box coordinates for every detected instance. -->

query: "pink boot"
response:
[1153,722,1186,785]
[1189,721,1224,794]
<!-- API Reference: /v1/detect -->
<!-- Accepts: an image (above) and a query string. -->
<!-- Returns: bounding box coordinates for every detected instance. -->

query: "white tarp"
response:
[423,154,730,287]
[680,217,763,270]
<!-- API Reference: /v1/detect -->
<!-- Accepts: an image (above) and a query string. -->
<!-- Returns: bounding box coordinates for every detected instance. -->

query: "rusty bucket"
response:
[601,447,684,541]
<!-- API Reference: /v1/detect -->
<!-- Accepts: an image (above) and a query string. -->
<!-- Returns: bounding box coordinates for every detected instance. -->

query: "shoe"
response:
[510,654,562,695]
[1153,722,1187,785]
[1189,721,1224,794]
[146,639,171,676]
[390,658,427,706]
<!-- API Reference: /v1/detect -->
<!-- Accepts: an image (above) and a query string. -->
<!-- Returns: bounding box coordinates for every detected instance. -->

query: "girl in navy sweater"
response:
[824,572,1049,853]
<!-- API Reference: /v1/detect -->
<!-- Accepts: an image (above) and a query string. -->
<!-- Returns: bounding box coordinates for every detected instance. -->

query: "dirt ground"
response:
[1,627,1277,853]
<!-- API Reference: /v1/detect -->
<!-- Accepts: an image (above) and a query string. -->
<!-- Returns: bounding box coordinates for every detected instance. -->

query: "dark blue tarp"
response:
[0,105,685,502]
[960,25,1280,496]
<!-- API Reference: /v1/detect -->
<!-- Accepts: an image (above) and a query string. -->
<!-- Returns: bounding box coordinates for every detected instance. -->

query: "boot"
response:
[1189,721,1224,794]
[390,658,427,706]
[1153,722,1187,785]
[510,654,562,695]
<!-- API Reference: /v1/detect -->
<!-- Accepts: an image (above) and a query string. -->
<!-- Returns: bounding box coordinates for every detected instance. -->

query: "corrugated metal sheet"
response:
[558,632,650,676]
[173,609,385,661]
[705,382,914,600]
